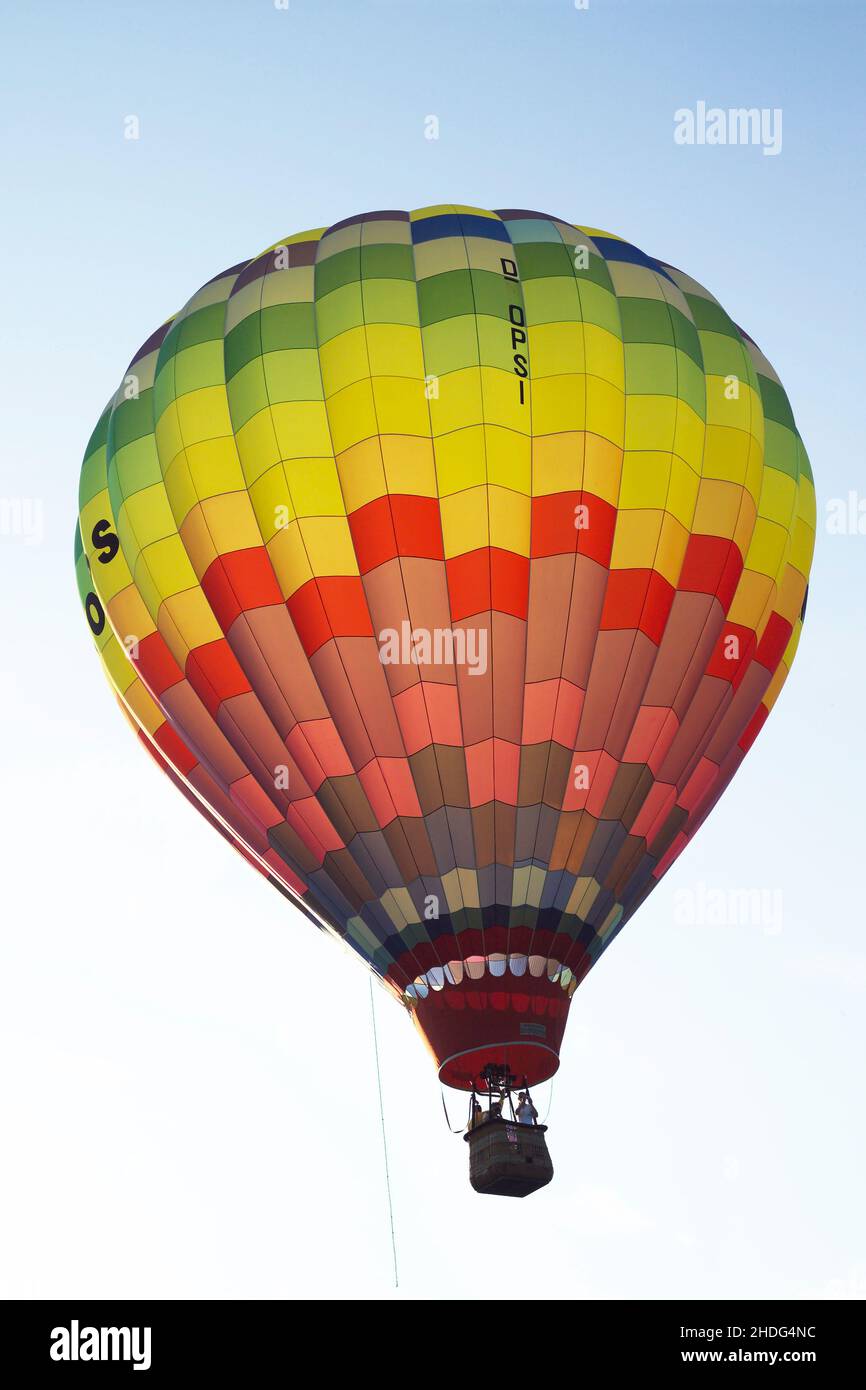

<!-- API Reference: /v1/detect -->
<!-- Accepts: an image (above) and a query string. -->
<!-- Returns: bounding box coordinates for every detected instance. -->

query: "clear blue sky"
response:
[1,0,864,1298]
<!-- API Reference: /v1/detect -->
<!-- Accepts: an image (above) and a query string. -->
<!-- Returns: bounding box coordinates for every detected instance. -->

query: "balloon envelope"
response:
[76,206,815,1089]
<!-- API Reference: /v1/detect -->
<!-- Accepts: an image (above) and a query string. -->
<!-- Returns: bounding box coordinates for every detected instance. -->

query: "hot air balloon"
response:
[75,205,815,1196]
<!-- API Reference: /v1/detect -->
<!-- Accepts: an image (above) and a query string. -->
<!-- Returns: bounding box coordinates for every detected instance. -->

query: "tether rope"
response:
[369,978,399,1289]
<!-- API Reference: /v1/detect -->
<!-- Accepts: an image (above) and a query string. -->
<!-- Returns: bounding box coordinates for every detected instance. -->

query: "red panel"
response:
[491,548,529,619]
[134,630,183,699]
[678,533,744,609]
[482,924,509,955]
[755,612,793,673]
[152,719,197,776]
[349,495,444,574]
[447,548,490,620]
[287,577,372,654]
[739,702,769,753]
[531,491,616,566]
[705,622,757,686]
[348,496,397,573]
[601,568,675,644]
[201,548,284,629]
[185,638,252,716]
[447,547,529,621]
[392,494,444,560]
[319,576,375,637]
[287,581,331,655]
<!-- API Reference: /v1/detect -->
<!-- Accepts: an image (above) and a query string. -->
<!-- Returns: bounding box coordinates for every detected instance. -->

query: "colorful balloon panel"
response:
[76,206,815,1088]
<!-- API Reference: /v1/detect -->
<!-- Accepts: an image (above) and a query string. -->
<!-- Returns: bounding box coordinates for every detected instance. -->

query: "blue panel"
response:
[591,236,676,283]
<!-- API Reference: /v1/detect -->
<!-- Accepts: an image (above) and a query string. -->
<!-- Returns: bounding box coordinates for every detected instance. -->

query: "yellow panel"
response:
[727,568,774,628]
[582,323,624,384]
[366,324,426,379]
[705,374,760,432]
[176,505,216,575]
[319,327,369,395]
[624,396,674,454]
[744,433,765,501]
[776,564,808,628]
[233,409,281,485]
[582,433,623,506]
[155,401,183,470]
[428,367,484,437]
[698,424,752,487]
[529,321,586,378]
[565,876,601,914]
[455,867,481,909]
[139,533,199,601]
[758,466,797,529]
[372,376,430,437]
[125,677,164,734]
[531,432,586,497]
[440,867,468,915]
[433,425,487,495]
[380,435,437,496]
[489,485,530,556]
[745,517,789,578]
[380,890,411,930]
[485,426,531,494]
[655,511,690,586]
[672,401,706,472]
[610,508,664,570]
[532,375,586,435]
[325,379,378,454]
[160,586,223,656]
[480,366,530,436]
[585,376,625,446]
[121,483,176,546]
[80,503,134,603]
[335,437,388,512]
[108,585,156,645]
[440,486,490,556]
[189,431,255,495]
[249,462,296,541]
[298,515,359,576]
[267,520,314,595]
[175,386,233,446]
[101,639,138,698]
[789,513,815,576]
[163,453,199,526]
[270,401,335,460]
[199,492,264,558]
[796,470,816,525]
[781,619,803,672]
[618,452,671,511]
[732,492,758,556]
[284,456,348,517]
[511,864,545,908]
[692,479,747,539]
